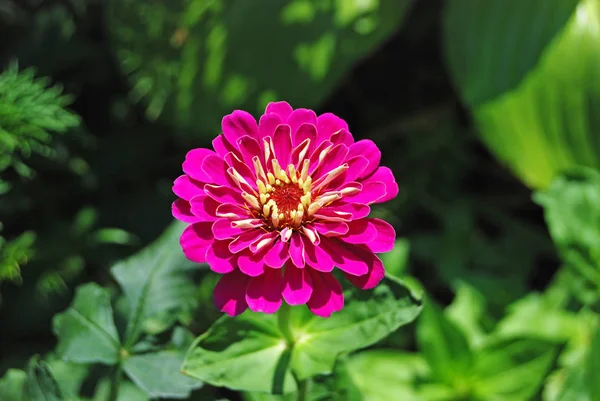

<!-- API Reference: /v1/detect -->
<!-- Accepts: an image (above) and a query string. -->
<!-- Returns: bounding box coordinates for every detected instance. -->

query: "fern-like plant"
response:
[0,61,80,182]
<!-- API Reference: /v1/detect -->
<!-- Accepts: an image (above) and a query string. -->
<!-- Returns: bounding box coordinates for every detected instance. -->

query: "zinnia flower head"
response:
[172,102,398,317]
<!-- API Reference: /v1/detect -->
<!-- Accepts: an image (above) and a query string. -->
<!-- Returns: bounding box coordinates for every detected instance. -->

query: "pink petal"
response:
[348,140,381,179]
[224,153,257,191]
[214,270,250,317]
[288,108,317,136]
[312,221,349,236]
[202,153,233,187]
[249,231,278,253]
[265,101,293,121]
[237,135,263,169]
[265,240,290,268]
[341,155,369,184]
[222,110,258,145]
[319,237,371,276]
[289,233,305,268]
[246,268,283,313]
[258,113,283,140]
[304,240,334,272]
[312,144,349,180]
[173,175,204,201]
[215,204,251,219]
[344,181,386,205]
[307,271,344,317]
[172,199,199,223]
[189,194,219,221]
[341,219,378,244]
[204,184,245,205]
[180,222,214,263]
[316,113,349,143]
[282,263,313,305]
[345,254,385,290]
[329,129,354,147]
[315,203,370,221]
[363,167,398,203]
[364,219,396,253]
[212,134,237,158]
[272,124,293,167]
[238,248,267,276]
[308,140,333,175]
[206,240,238,273]
[212,218,245,240]
[294,123,317,151]
[182,149,214,182]
[229,228,265,253]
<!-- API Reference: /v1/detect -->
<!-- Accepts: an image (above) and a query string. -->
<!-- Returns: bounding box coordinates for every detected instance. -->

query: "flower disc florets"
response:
[172,101,398,317]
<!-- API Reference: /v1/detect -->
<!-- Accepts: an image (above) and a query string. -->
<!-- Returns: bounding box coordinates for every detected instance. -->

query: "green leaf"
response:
[183,277,420,394]
[346,350,432,401]
[445,0,600,189]
[108,0,414,135]
[416,300,472,386]
[289,277,422,380]
[494,293,581,342]
[0,369,26,401]
[53,283,121,365]
[111,221,199,347]
[535,169,600,292]
[471,339,557,401]
[445,281,486,348]
[585,326,600,400]
[93,380,149,401]
[182,313,295,394]
[25,356,64,401]
[123,350,202,398]
[46,355,88,398]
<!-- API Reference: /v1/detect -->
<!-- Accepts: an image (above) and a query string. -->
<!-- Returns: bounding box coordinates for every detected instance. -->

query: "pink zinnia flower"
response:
[172,102,398,317]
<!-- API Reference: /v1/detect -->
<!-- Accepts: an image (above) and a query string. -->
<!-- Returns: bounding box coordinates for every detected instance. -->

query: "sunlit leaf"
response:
[290,277,422,380]
[183,277,421,394]
[93,380,149,401]
[52,283,121,365]
[445,0,600,188]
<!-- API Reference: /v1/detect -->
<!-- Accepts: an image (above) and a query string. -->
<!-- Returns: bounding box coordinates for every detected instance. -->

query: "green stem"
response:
[107,364,122,401]
[296,379,309,401]
[277,302,294,344]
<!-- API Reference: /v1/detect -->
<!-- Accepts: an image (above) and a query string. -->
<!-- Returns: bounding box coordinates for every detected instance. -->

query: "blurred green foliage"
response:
[1,0,600,400]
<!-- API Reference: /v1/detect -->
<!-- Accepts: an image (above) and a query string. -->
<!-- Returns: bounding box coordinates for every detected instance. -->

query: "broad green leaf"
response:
[93,380,149,401]
[535,169,600,292]
[444,0,579,107]
[108,0,414,134]
[494,294,581,343]
[182,313,295,394]
[445,281,486,348]
[552,364,591,401]
[25,357,64,401]
[289,277,422,380]
[0,369,26,401]
[123,350,202,399]
[53,283,121,364]
[46,356,88,399]
[111,221,199,347]
[346,350,432,401]
[416,300,472,386]
[183,277,420,394]
[445,0,600,189]
[471,339,557,401]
